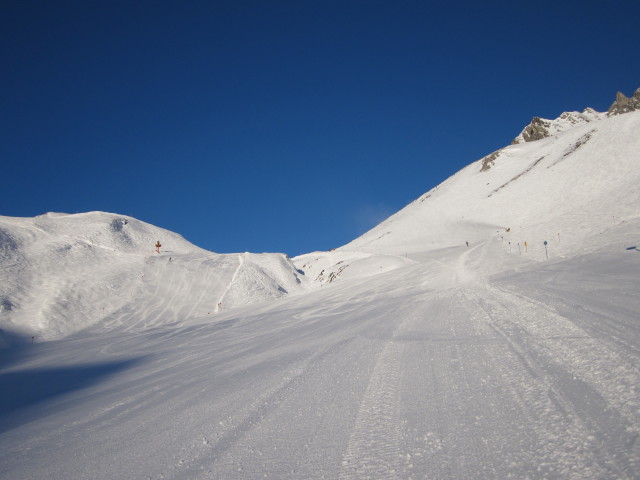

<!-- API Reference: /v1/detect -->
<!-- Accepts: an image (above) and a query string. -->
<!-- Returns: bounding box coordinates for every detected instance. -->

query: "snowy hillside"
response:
[300,106,639,286]
[1,91,639,479]
[3,95,637,338]
[344,110,639,256]
[0,212,306,340]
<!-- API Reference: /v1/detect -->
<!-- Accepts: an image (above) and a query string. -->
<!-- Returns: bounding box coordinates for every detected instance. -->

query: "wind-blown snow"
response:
[0,108,638,479]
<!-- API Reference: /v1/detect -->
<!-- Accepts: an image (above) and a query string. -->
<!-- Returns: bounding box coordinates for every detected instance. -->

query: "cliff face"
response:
[607,88,640,116]
[516,116,554,143]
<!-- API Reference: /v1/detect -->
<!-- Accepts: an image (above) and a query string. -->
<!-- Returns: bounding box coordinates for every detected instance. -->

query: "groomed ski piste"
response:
[0,104,639,479]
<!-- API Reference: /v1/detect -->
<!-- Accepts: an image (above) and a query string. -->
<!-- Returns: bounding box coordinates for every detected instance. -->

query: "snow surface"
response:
[0,110,639,479]
[342,111,640,259]
[0,212,306,340]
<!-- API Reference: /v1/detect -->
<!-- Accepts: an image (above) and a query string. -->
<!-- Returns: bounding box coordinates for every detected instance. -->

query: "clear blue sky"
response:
[2,1,639,256]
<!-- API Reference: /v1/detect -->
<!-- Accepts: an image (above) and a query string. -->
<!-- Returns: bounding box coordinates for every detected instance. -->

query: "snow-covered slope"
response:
[4,97,637,337]
[90,251,306,334]
[336,110,640,260]
[288,106,639,288]
[0,212,306,340]
[2,232,639,480]
[1,92,639,480]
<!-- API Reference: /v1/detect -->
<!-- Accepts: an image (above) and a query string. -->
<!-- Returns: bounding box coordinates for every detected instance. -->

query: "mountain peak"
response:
[511,88,640,145]
[607,88,640,116]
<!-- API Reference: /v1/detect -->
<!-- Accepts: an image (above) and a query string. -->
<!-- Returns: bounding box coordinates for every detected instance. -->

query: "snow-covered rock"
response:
[511,108,603,144]
[510,88,639,145]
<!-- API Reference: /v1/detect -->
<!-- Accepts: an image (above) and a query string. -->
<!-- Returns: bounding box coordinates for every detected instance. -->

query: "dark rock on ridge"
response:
[607,88,640,116]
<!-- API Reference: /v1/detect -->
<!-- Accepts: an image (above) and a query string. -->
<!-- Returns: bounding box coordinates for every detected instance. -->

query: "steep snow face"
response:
[292,108,639,288]
[340,111,640,260]
[0,212,306,340]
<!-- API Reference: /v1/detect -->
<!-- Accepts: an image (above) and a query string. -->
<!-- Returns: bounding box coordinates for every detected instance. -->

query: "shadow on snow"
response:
[0,358,140,433]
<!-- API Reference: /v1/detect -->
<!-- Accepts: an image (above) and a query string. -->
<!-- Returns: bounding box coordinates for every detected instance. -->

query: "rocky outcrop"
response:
[515,117,553,143]
[512,108,602,145]
[480,148,504,172]
[483,88,638,172]
[607,88,640,116]
[511,89,639,144]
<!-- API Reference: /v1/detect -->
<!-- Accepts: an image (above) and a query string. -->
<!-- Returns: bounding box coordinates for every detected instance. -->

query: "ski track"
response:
[3,110,640,480]
[465,284,640,478]
[339,324,408,479]
[216,253,245,311]
[184,261,218,319]
[2,239,640,479]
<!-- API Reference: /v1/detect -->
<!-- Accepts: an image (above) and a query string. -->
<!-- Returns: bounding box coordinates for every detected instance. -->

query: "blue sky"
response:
[2,1,639,256]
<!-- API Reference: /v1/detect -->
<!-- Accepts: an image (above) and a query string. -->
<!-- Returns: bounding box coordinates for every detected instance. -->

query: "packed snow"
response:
[0,109,639,479]
[0,212,306,340]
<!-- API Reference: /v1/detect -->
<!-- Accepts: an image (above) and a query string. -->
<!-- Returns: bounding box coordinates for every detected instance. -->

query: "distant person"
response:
[466,241,469,247]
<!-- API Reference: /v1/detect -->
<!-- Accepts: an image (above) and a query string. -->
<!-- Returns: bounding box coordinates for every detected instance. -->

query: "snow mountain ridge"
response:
[1,89,639,341]
[512,87,640,144]
[299,90,639,286]
[1,89,640,480]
